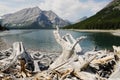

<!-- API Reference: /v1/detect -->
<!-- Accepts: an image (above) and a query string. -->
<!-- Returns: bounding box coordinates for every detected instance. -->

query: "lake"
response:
[1,30,120,52]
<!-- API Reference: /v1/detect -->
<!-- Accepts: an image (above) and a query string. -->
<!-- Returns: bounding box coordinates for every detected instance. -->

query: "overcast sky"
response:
[0,0,112,22]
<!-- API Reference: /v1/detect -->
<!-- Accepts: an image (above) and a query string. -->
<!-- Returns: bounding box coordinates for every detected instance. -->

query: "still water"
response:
[1,30,120,52]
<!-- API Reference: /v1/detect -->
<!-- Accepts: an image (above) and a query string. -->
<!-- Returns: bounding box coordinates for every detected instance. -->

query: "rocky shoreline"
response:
[0,38,10,51]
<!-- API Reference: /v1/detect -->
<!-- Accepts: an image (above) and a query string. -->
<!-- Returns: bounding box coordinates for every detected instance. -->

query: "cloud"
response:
[0,0,111,21]
[38,0,110,21]
[0,4,12,16]
[0,0,37,16]
[2,0,25,3]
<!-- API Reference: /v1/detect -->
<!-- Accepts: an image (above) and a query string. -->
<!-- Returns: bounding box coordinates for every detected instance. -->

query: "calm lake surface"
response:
[1,30,120,52]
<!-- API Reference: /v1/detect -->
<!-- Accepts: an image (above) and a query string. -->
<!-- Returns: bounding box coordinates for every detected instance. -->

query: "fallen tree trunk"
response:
[91,55,115,65]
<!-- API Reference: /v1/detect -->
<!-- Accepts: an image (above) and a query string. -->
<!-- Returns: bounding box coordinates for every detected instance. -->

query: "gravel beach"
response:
[0,38,10,51]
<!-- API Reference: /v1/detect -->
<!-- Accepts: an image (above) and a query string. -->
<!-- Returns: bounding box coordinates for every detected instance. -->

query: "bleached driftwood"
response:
[108,46,120,80]
[109,66,120,80]
[0,42,22,71]
[50,26,86,69]
[63,33,82,53]
[16,42,35,78]
[91,55,115,64]
[0,42,34,78]
[113,45,120,58]
[73,71,97,80]
[17,42,34,72]
[48,27,98,80]
[34,27,88,80]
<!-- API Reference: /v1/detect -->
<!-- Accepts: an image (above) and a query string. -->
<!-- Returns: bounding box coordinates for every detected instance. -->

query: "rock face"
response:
[1,7,70,29]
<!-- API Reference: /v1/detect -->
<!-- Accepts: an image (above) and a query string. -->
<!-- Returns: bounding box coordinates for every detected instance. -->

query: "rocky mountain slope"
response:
[64,0,120,29]
[1,7,70,29]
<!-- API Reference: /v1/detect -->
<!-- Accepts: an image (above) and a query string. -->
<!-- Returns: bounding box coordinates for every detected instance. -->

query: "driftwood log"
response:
[50,26,86,69]
[47,27,97,80]
[17,42,34,72]
[108,46,120,80]
[0,42,22,71]
[0,42,34,78]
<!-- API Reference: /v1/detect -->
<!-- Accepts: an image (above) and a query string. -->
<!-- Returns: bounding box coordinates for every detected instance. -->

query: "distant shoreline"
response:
[67,29,120,32]
[67,29,120,36]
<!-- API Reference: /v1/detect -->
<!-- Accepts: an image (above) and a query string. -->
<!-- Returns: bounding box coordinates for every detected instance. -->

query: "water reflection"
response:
[1,30,120,52]
[90,32,120,50]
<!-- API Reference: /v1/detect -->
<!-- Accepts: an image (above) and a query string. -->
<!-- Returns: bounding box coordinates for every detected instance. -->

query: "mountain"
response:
[1,7,70,29]
[74,16,87,23]
[64,0,120,29]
